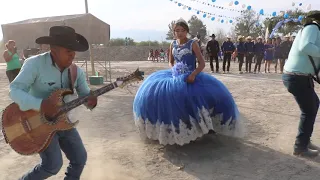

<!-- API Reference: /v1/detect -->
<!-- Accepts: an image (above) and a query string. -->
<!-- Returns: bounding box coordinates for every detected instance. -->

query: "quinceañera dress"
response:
[133,39,244,145]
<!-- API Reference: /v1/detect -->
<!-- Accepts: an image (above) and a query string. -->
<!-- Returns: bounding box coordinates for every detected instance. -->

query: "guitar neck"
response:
[58,82,118,115]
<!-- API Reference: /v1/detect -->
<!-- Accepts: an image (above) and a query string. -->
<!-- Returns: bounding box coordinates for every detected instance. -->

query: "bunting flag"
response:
[171,0,310,25]
[189,0,245,13]
[188,0,312,18]
[170,0,240,23]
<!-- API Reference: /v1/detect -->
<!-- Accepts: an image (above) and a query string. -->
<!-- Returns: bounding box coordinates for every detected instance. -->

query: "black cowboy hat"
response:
[209,34,216,37]
[35,26,89,52]
[306,10,320,20]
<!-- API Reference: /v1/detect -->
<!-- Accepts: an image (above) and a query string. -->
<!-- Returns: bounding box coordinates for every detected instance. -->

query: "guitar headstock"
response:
[116,68,144,88]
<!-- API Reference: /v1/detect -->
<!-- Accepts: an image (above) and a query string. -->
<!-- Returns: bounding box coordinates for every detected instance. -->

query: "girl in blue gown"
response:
[133,19,244,145]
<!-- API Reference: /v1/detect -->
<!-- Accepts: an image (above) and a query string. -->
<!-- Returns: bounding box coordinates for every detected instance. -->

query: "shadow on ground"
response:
[159,134,320,180]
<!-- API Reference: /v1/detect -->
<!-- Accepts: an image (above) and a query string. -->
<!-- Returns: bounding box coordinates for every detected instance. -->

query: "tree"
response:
[214,28,227,45]
[137,41,159,46]
[227,27,238,41]
[108,38,170,47]
[109,38,135,46]
[166,16,207,42]
[234,10,263,38]
[263,9,307,36]
[188,15,207,42]
[166,20,175,40]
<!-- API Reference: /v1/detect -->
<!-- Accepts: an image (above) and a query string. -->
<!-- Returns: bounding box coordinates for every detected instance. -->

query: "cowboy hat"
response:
[246,36,252,39]
[238,35,244,40]
[209,34,216,37]
[35,26,89,52]
[257,36,263,39]
[284,34,290,38]
[226,36,231,39]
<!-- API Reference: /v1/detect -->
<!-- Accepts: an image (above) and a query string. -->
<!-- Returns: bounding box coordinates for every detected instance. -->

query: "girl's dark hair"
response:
[303,10,320,25]
[302,17,314,25]
[174,21,189,33]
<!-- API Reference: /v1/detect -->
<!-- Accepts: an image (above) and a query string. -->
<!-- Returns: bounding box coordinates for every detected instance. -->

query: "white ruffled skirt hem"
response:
[134,106,246,146]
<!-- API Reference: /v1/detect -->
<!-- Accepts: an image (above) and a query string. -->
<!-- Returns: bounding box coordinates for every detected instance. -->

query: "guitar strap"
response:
[302,22,320,84]
[68,63,78,93]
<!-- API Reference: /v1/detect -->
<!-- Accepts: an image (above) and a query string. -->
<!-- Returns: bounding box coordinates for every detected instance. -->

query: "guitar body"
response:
[1,68,144,156]
[1,89,78,155]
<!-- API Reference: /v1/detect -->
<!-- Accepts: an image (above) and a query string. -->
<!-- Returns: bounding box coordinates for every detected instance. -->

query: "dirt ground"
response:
[1,61,320,180]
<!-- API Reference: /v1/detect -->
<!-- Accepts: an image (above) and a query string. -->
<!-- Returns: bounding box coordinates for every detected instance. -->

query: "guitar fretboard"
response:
[54,82,118,117]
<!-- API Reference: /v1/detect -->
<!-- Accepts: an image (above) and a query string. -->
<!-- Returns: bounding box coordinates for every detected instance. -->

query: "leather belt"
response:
[283,71,310,76]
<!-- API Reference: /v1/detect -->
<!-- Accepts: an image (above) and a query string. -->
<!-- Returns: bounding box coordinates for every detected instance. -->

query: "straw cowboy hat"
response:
[226,35,231,39]
[35,26,89,52]
[257,36,263,39]
[246,36,252,40]
[237,35,244,40]
[284,34,290,38]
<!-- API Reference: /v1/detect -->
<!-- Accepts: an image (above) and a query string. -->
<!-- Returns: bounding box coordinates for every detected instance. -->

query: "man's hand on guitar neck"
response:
[40,99,60,118]
[85,91,98,110]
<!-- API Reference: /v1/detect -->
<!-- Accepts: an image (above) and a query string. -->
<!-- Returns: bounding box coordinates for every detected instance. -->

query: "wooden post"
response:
[85,0,95,76]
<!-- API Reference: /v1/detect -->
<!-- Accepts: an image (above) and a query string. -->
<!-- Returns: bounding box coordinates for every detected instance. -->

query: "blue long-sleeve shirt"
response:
[221,41,235,52]
[244,41,255,53]
[9,52,91,111]
[236,42,246,54]
[284,23,320,75]
[254,42,265,55]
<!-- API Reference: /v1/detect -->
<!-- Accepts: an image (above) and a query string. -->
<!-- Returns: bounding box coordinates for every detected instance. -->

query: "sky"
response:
[0,0,319,41]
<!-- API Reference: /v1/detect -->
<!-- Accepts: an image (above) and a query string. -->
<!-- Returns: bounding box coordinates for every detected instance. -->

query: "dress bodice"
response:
[172,39,196,71]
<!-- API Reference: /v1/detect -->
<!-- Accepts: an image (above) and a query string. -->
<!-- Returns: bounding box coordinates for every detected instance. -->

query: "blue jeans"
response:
[282,74,319,151]
[20,128,87,180]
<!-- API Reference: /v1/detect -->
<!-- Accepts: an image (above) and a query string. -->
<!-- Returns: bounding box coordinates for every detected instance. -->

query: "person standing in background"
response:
[196,32,201,48]
[2,40,22,83]
[235,36,246,74]
[244,36,255,73]
[221,36,235,73]
[264,38,275,73]
[206,34,220,73]
[274,36,283,73]
[253,36,265,73]
[281,35,292,64]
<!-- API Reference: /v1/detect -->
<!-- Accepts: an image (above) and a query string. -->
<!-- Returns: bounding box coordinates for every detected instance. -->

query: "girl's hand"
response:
[186,74,196,83]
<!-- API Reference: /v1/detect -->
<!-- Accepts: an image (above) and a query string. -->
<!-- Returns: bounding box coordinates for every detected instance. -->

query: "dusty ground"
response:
[1,61,320,180]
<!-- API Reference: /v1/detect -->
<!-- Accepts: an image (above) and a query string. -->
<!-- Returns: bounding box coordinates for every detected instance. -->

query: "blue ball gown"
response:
[133,39,244,145]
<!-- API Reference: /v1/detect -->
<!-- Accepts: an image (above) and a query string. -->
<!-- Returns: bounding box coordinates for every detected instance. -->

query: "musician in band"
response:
[282,11,320,158]
[244,36,255,73]
[221,36,235,73]
[253,36,265,73]
[9,26,97,180]
[206,34,220,73]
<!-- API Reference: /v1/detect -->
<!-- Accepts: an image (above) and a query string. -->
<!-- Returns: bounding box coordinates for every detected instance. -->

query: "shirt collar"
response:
[44,52,62,71]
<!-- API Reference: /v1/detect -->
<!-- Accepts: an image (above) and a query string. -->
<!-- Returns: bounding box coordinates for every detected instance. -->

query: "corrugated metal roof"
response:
[5,14,87,25]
